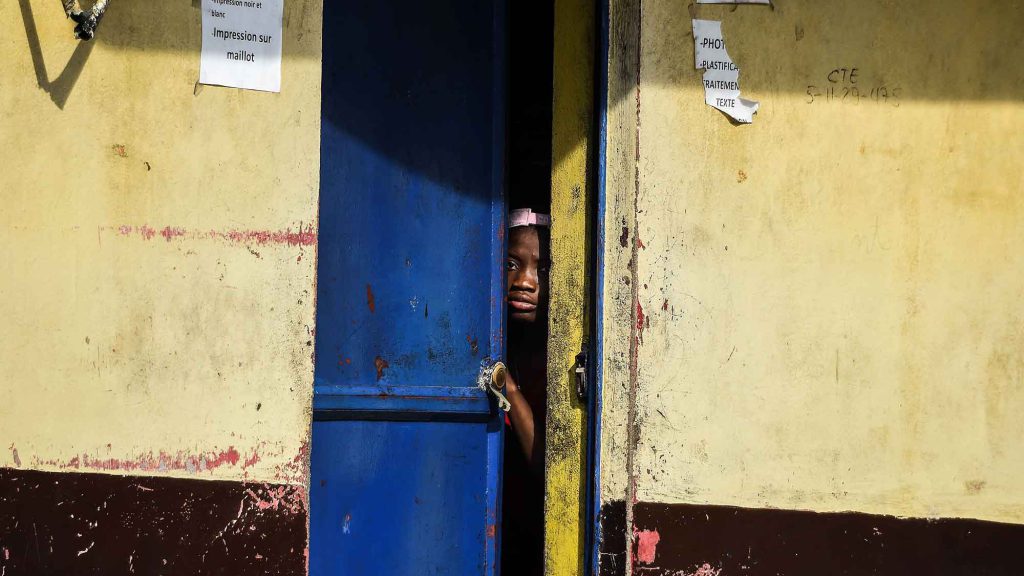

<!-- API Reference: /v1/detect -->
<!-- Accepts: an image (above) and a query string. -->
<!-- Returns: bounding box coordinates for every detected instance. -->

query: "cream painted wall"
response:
[0,0,322,485]
[603,0,1024,524]
[599,0,642,516]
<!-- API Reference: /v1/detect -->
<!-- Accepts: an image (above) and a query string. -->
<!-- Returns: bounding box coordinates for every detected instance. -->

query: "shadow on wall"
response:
[14,0,319,110]
[94,0,321,58]
[610,0,1024,114]
[14,0,504,197]
[15,0,1023,184]
[73,0,1020,111]
[17,0,95,110]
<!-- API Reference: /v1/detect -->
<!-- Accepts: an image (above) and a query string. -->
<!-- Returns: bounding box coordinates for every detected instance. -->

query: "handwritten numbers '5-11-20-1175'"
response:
[806,67,901,107]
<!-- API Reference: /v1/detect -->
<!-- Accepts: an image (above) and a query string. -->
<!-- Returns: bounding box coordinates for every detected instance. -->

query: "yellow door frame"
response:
[544,0,596,573]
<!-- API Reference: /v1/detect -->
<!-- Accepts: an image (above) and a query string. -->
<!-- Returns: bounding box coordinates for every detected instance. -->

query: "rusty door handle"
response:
[477,361,510,411]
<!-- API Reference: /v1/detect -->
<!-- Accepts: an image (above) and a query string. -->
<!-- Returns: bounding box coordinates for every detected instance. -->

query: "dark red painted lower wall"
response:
[0,467,307,575]
[632,502,1024,576]
[599,500,1024,576]
[598,500,628,575]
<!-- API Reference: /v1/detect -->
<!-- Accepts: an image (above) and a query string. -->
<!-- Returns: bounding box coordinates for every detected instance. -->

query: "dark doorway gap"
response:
[502,2,555,575]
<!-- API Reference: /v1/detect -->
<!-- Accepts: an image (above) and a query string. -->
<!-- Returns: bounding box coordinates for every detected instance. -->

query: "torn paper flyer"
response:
[692,19,759,124]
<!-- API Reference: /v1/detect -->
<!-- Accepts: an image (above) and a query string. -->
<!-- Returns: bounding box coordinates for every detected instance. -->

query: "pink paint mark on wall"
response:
[292,441,309,465]
[243,450,261,468]
[636,529,660,565]
[259,444,311,504]
[684,563,722,576]
[205,447,241,468]
[160,226,186,242]
[221,225,317,247]
[245,484,307,516]
[109,223,317,247]
[636,301,646,344]
[31,446,262,475]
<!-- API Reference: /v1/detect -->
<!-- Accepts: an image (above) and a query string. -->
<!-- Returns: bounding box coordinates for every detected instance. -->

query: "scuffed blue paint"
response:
[310,0,507,574]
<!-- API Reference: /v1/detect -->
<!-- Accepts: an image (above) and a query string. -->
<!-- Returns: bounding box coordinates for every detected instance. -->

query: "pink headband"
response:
[509,208,551,228]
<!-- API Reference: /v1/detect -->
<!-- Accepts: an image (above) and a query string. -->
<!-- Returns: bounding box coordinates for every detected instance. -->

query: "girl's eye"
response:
[505,260,519,271]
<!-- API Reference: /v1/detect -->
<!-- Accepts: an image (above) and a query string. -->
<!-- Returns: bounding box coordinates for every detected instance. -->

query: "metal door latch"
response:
[477,360,511,412]
[574,347,588,403]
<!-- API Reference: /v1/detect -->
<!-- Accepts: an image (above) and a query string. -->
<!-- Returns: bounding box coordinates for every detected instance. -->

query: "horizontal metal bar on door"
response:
[313,384,492,416]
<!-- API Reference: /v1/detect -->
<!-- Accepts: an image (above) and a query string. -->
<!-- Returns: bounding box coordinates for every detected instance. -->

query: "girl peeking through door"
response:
[502,207,550,575]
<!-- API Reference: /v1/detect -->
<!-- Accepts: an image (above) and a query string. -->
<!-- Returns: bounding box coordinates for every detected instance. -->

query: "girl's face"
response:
[506,226,550,325]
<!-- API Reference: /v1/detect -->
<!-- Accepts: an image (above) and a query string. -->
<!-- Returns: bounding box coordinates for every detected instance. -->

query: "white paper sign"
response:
[200,0,284,92]
[697,0,770,4]
[692,19,759,124]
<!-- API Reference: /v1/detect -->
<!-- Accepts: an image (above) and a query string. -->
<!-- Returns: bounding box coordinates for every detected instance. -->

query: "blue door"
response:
[311,1,506,574]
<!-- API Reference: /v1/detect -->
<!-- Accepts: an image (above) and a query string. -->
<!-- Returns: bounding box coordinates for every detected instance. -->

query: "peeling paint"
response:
[636,528,660,565]
[684,563,722,576]
[366,284,376,313]
[28,446,263,475]
[245,483,307,516]
[0,468,308,574]
[242,451,261,469]
[632,501,1024,575]
[111,223,317,246]
[159,226,186,242]
[636,301,646,344]
[374,356,389,381]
